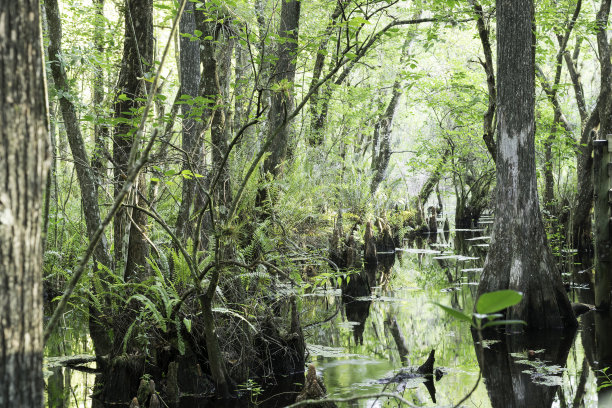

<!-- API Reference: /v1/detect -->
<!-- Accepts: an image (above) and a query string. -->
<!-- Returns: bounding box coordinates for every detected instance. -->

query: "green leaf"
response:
[433,302,472,324]
[482,319,527,329]
[183,318,192,333]
[476,290,523,314]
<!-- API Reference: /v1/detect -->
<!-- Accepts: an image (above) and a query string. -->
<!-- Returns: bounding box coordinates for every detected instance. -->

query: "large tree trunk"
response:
[112,0,153,277]
[478,0,576,329]
[0,1,49,404]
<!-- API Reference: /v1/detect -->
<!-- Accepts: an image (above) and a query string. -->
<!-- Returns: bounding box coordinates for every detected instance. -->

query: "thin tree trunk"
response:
[0,1,49,404]
[535,0,582,209]
[370,18,420,195]
[478,0,576,329]
[469,0,497,161]
[92,0,108,182]
[256,0,301,211]
[307,2,343,146]
[262,0,301,178]
[176,0,201,241]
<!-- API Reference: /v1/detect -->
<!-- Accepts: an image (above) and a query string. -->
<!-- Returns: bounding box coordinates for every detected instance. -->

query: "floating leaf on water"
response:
[398,248,443,254]
[338,321,361,329]
[303,288,342,297]
[307,344,360,358]
[457,256,480,261]
[440,287,461,293]
[480,339,500,349]
[354,295,412,302]
[461,268,484,273]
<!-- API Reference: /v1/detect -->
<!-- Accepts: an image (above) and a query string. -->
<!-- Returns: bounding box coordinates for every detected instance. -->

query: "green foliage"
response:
[435,289,527,330]
[598,367,612,391]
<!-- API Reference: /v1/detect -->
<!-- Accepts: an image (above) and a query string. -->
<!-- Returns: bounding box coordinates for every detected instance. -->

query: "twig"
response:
[284,392,418,408]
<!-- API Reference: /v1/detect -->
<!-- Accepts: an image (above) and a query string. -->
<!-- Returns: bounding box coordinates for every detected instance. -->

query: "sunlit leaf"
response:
[476,290,523,314]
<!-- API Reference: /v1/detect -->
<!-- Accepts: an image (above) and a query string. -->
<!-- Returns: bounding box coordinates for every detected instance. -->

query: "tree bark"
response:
[594,0,612,310]
[92,0,108,183]
[262,0,301,178]
[0,1,49,404]
[175,0,201,241]
[112,0,153,276]
[478,0,576,329]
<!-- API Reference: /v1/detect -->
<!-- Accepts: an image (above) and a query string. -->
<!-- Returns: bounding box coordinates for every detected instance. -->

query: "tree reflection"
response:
[472,328,576,408]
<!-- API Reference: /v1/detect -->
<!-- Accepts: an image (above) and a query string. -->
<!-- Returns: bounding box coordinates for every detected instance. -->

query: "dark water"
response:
[44,216,612,407]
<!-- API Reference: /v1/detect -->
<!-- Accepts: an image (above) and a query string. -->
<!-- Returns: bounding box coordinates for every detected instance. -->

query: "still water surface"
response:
[45,217,612,407]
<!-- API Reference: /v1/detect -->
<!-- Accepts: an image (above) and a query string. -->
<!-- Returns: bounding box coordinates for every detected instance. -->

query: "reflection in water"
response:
[46,222,608,407]
[581,311,612,406]
[474,328,576,408]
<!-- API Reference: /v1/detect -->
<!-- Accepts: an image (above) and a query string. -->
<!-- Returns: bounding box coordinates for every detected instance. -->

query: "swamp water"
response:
[44,217,612,407]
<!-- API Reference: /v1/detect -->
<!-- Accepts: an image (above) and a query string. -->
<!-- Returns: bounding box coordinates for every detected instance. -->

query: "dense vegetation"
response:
[2,0,612,406]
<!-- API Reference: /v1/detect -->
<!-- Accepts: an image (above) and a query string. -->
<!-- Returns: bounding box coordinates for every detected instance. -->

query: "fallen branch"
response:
[284,392,418,408]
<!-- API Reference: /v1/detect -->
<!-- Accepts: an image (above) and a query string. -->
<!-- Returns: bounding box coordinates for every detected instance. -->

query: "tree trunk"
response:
[370,20,420,195]
[478,0,576,329]
[594,0,612,310]
[307,2,343,146]
[45,0,115,356]
[262,0,301,179]
[45,0,112,269]
[469,0,497,161]
[0,1,49,404]
[112,0,153,276]
[176,0,201,241]
[92,0,108,183]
